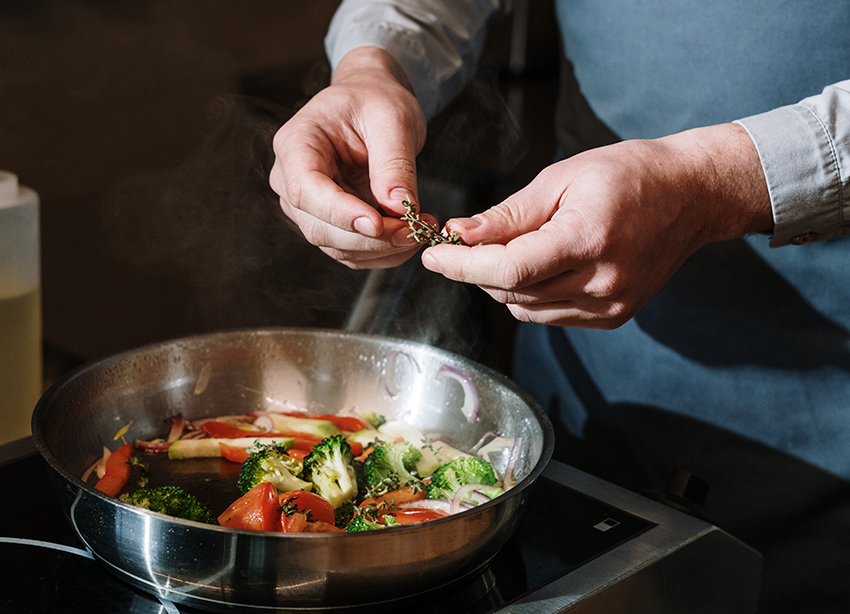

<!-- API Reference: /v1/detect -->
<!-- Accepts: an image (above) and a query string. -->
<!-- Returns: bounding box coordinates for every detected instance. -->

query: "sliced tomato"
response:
[383,508,446,525]
[219,442,251,464]
[279,490,335,525]
[280,511,309,533]
[94,443,134,497]
[359,484,426,509]
[218,482,280,531]
[304,520,344,533]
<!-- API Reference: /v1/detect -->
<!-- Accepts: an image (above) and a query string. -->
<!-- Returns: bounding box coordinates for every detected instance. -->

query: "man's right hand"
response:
[269,46,432,269]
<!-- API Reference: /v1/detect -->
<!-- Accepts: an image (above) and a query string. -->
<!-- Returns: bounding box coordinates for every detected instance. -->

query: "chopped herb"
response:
[401,197,464,246]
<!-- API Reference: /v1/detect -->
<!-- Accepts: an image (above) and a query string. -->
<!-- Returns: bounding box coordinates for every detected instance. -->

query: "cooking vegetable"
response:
[302,435,359,509]
[375,421,470,477]
[278,413,368,433]
[360,411,387,430]
[121,485,217,525]
[426,457,498,501]
[345,513,386,532]
[218,482,280,531]
[168,436,294,460]
[237,441,312,495]
[363,441,421,497]
[94,443,134,497]
[359,483,426,510]
[383,508,446,524]
[279,490,336,526]
[86,406,516,532]
[268,413,342,440]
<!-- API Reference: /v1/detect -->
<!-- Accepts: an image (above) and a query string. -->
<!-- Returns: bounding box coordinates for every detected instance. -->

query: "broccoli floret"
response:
[121,485,217,524]
[343,504,400,532]
[363,441,422,496]
[237,441,311,495]
[360,411,386,430]
[345,514,384,532]
[303,434,359,509]
[426,457,498,501]
[334,501,357,527]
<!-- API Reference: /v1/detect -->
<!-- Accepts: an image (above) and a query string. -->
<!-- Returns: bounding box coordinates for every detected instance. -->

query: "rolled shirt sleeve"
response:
[324,0,501,120]
[735,80,850,247]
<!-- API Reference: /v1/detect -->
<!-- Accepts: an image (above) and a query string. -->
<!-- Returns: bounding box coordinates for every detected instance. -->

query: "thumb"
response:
[446,181,558,246]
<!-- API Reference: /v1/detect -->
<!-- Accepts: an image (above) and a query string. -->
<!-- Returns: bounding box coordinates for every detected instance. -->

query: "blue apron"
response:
[513,3,850,612]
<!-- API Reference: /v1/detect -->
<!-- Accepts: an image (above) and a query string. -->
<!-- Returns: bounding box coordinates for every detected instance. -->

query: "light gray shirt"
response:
[325,0,850,248]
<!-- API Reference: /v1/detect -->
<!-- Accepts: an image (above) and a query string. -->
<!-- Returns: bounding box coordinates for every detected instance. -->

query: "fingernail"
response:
[354,217,377,237]
[421,252,441,273]
[390,188,414,203]
[452,216,481,232]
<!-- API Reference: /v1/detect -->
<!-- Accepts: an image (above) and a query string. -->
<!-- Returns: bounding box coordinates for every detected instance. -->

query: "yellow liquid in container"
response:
[0,287,42,445]
[0,171,41,447]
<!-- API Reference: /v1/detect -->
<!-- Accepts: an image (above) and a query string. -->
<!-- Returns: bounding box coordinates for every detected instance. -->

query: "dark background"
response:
[0,0,559,376]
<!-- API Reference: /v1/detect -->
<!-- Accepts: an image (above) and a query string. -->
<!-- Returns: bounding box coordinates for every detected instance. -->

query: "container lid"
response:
[0,171,21,208]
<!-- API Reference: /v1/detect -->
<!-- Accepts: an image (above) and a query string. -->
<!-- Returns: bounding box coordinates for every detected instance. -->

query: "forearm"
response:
[325,0,502,119]
[332,47,416,95]
[658,122,774,246]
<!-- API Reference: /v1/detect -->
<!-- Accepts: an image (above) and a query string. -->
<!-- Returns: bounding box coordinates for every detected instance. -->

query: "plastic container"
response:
[0,171,41,446]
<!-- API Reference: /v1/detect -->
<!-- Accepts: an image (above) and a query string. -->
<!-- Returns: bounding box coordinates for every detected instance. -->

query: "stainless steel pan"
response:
[32,327,553,612]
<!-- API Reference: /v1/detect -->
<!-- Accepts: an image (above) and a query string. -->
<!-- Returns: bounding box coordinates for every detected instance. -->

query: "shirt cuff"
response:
[324,1,499,120]
[735,81,850,248]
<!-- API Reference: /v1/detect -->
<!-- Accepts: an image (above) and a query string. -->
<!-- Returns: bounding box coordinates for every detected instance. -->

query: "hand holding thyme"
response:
[401,196,464,246]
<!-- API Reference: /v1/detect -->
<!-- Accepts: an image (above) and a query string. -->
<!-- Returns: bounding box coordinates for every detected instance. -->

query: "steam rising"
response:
[103,94,366,332]
[103,68,525,369]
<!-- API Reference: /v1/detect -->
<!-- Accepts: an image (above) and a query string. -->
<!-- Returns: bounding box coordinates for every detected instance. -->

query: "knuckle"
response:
[492,257,531,291]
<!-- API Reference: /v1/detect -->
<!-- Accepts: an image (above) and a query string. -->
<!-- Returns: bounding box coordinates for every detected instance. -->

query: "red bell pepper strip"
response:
[204,420,362,456]
[382,508,446,524]
[219,442,252,464]
[278,412,368,433]
[359,484,426,510]
[94,443,134,497]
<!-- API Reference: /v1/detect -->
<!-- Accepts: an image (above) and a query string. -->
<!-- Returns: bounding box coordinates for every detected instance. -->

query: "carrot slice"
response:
[94,443,134,497]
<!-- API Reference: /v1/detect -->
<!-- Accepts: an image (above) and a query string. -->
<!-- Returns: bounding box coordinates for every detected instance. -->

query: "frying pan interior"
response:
[33,328,553,612]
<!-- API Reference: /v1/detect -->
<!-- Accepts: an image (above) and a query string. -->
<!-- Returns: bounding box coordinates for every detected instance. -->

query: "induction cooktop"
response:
[0,441,760,614]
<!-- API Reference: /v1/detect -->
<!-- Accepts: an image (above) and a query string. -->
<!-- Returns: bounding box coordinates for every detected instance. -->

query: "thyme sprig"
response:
[401,196,464,246]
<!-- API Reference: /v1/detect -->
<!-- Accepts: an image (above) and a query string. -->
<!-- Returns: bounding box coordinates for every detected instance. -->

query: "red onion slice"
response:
[384,351,420,397]
[252,412,275,434]
[165,414,185,442]
[436,365,479,422]
[451,483,495,513]
[397,499,454,515]
[134,439,173,453]
[94,446,110,479]
[503,437,522,490]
